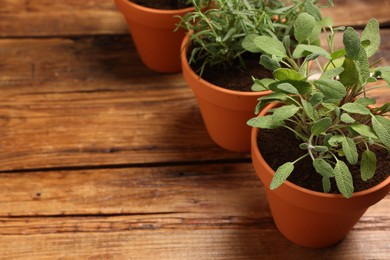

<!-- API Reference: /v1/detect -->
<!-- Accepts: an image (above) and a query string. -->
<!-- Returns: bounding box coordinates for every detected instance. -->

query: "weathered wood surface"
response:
[0,163,389,259]
[0,0,389,37]
[0,1,390,259]
[0,35,248,172]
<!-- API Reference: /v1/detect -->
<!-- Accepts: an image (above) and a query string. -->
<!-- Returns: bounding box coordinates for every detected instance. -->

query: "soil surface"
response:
[257,126,390,194]
[190,52,274,92]
[131,0,191,9]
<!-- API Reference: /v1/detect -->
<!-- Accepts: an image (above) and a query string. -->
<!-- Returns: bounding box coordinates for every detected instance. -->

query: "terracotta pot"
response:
[181,34,271,152]
[251,102,390,248]
[114,0,192,73]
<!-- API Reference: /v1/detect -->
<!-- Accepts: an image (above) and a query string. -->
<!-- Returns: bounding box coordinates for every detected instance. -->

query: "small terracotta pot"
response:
[251,102,390,248]
[114,0,192,73]
[181,34,271,152]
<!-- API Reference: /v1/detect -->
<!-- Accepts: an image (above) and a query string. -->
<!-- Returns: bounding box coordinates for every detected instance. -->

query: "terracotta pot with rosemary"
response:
[243,16,390,248]
[179,0,329,152]
[114,0,210,73]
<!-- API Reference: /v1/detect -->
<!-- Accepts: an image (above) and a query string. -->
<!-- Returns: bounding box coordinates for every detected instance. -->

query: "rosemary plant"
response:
[179,0,329,76]
[243,17,390,198]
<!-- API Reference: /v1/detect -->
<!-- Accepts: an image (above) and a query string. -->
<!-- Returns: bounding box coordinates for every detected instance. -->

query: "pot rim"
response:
[252,102,390,200]
[181,33,272,98]
[115,0,195,14]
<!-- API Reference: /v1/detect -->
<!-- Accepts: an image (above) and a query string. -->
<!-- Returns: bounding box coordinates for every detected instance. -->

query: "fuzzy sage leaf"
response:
[314,79,346,101]
[343,27,361,60]
[361,18,380,58]
[361,150,377,181]
[270,162,294,190]
[371,115,390,149]
[294,13,316,43]
[342,137,358,165]
[334,160,354,198]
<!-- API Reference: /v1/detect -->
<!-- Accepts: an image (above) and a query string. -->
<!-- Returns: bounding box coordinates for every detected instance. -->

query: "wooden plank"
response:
[321,0,390,27]
[0,0,128,37]
[0,163,388,259]
[0,36,249,171]
[0,223,388,259]
[0,163,266,216]
[0,0,389,37]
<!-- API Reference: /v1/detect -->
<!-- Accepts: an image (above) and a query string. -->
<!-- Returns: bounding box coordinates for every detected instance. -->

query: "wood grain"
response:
[0,0,127,37]
[0,163,388,259]
[321,0,390,27]
[0,228,389,259]
[0,163,265,217]
[0,36,250,172]
[0,0,389,37]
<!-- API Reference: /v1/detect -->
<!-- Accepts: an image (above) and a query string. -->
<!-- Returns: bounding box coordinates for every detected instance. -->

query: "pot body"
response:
[114,0,192,73]
[251,102,390,248]
[181,34,271,152]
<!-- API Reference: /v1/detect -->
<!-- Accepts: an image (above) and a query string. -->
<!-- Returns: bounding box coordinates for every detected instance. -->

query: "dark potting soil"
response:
[257,127,390,194]
[190,53,274,92]
[131,0,191,10]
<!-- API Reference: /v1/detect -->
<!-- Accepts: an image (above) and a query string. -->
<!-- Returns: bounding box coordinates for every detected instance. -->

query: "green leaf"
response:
[356,48,370,85]
[355,97,376,106]
[313,159,335,178]
[373,67,390,86]
[340,113,356,123]
[371,115,390,149]
[342,137,358,165]
[307,22,322,43]
[350,124,378,139]
[294,13,316,43]
[309,92,324,106]
[247,115,283,129]
[380,71,390,86]
[293,44,331,60]
[258,92,289,102]
[270,162,294,190]
[314,79,347,101]
[320,67,344,80]
[270,80,312,95]
[321,17,333,27]
[361,18,380,58]
[283,35,291,50]
[304,1,322,21]
[260,55,281,71]
[273,68,304,81]
[254,36,287,57]
[328,135,344,147]
[276,83,299,94]
[361,150,377,181]
[252,78,275,91]
[311,117,332,136]
[313,146,329,152]
[334,160,354,198]
[322,177,331,193]
[299,143,309,149]
[341,103,371,115]
[242,34,262,53]
[339,56,359,87]
[301,98,319,121]
[343,27,361,60]
[272,105,300,121]
[331,48,346,60]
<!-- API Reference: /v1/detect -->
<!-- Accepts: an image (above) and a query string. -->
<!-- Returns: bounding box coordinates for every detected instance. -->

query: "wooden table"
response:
[0,0,389,259]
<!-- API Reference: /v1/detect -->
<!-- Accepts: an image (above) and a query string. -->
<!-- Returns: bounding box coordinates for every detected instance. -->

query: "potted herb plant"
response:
[114,0,210,73]
[243,17,390,247]
[180,0,327,152]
